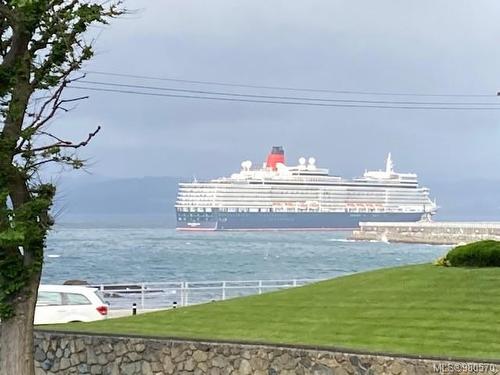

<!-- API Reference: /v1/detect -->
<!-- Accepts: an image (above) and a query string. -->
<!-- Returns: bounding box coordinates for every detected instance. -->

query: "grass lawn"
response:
[42,264,500,360]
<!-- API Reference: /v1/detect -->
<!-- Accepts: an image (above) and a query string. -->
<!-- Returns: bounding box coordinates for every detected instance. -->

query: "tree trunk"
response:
[0,270,41,375]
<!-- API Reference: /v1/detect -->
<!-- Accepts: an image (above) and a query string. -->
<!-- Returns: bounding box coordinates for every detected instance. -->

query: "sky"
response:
[50,0,500,184]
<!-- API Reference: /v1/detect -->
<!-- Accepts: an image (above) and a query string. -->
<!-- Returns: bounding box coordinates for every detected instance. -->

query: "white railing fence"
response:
[91,279,323,310]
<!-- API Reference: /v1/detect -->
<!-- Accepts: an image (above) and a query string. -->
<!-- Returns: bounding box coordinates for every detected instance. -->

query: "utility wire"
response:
[83,70,497,98]
[69,85,500,110]
[78,80,500,106]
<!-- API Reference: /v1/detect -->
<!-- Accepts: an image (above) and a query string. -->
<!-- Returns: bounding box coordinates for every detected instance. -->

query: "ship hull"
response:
[176,211,424,231]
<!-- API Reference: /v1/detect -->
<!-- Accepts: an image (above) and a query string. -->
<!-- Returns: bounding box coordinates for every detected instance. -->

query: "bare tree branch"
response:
[37,131,72,145]
[19,125,101,154]
[25,157,62,171]
[28,94,89,127]
[25,76,88,128]
[16,77,89,152]
[26,83,67,128]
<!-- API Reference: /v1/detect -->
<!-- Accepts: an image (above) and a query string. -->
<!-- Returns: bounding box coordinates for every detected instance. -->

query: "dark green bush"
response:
[446,240,500,267]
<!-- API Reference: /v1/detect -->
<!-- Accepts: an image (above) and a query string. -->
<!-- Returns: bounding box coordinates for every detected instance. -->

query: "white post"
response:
[184,282,189,306]
[293,279,297,287]
[258,280,262,295]
[99,284,106,308]
[141,283,145,309]
[222,281,226,300]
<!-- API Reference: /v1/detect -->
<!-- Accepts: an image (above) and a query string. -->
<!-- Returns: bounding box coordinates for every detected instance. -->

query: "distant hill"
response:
[53,176,183,227]
[52,176,500,227]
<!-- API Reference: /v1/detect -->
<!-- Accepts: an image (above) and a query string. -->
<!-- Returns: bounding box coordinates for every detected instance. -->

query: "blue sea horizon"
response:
[43,224,449,285]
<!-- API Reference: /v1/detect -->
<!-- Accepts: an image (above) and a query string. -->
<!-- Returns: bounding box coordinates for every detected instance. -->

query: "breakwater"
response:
[351,221,500,245]
[33,331,499,375]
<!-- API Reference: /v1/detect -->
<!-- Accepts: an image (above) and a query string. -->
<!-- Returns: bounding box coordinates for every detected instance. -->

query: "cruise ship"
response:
[175,147,437,231]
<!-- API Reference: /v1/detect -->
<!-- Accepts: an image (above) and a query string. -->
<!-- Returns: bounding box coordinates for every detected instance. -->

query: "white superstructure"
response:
[176,151,436,216]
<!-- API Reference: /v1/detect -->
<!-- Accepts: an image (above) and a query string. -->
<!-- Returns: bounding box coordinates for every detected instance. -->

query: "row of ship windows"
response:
[178,188,426,195]
[179,208,273,213]
[177,196,430,201]
[179,183,423,188]
[177,207,426,213]
[178,201,430,207]
[176,204,431,210]
[176,199,431,205]
[178,216,212,221]
[179,192,429,197]
[178,191,429,196]
[177,192,430,197]
[177,195,430,201]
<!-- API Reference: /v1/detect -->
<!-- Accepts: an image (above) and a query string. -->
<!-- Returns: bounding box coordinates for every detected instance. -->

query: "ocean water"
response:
[42,227,450,284]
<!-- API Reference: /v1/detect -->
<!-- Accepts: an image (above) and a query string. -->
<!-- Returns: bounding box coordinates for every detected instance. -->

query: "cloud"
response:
[47,0,500,183]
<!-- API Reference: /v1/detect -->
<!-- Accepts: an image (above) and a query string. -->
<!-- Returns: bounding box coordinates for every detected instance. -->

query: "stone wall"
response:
[350,222,500,245]
[33,331,500,375]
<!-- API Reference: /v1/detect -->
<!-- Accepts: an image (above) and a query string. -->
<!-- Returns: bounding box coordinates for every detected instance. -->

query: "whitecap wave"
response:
[47,254,61,258]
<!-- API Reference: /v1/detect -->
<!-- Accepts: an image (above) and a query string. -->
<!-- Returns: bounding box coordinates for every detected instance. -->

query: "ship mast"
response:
[385,153,394,174]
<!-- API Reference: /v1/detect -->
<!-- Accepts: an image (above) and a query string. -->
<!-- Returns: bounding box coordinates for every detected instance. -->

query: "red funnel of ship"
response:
[266,146,285,170]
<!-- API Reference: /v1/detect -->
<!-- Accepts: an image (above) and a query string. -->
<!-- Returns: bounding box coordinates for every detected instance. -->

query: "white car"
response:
[35,285,108,324]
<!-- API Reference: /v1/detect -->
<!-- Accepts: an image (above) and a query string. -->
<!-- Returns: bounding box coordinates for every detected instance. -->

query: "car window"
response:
[37,291,62,306]
[93,290,106,304]
[63,292,91,305]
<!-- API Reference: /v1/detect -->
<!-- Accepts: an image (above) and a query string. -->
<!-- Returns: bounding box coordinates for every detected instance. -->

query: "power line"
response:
[69,85,500,110]
[83,70,497,98]
[77,80,500,106]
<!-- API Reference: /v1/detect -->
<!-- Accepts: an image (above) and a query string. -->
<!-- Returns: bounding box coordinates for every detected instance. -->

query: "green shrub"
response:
[446,240,500,267]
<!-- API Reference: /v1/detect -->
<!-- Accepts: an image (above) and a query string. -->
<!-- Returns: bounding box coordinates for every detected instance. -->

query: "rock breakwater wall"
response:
[351,221,500,245]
